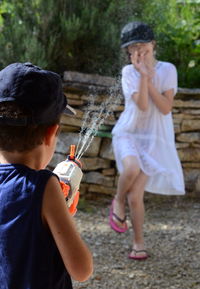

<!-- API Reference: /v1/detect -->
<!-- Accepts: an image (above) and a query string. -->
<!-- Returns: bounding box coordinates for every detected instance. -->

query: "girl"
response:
[110,22,185,260]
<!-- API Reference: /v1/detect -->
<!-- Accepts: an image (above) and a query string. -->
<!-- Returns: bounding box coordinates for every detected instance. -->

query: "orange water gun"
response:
[53,145,83,216]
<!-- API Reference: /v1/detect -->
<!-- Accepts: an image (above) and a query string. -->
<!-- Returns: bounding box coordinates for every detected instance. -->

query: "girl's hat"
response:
[0,62,76,126]
[121,21,155,48]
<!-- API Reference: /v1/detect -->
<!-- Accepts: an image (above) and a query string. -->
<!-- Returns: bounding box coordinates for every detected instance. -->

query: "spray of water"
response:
[76,78,122,159]
[75,89,96,155]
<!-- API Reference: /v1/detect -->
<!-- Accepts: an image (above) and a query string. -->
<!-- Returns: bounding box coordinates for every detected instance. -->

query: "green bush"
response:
[139,0,200,88]
[0,0,199,87]
[0,0,136,75]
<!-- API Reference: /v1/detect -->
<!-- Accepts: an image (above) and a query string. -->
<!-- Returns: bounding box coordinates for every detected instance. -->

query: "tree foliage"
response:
[0,0,199,87]
[139,0,200,88]
[0,0,137,75]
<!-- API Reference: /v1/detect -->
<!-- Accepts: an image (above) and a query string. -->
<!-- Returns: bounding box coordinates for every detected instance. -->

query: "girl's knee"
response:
[123,166,140,181]
[127,192,144,208]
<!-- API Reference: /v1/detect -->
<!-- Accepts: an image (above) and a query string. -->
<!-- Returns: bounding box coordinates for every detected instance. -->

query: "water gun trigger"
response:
[60,181,79,216]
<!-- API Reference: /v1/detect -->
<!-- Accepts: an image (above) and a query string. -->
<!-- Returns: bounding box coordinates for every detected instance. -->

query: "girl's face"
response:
[127,41,155,60]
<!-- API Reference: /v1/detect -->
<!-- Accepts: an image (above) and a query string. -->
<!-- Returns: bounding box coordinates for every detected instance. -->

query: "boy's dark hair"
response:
[0,102,60,152]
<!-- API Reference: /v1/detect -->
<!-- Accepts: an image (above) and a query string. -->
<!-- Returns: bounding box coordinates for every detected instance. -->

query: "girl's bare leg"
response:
[112,156,140,229]
[127,172,148,257]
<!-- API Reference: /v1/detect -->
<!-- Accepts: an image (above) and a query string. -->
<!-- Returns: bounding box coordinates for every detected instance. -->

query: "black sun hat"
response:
[121,21,155,48]
[0,62,76,126]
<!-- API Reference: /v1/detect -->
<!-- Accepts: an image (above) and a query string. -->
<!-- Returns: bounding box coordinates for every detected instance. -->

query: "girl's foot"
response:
[129,244,148,260]
[109,198,128,233]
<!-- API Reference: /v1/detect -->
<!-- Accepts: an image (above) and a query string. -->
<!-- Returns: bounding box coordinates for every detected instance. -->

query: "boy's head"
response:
[0,62,75,152]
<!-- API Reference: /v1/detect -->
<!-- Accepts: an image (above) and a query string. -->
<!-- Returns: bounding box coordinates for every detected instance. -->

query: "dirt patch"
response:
[73,196,200,289]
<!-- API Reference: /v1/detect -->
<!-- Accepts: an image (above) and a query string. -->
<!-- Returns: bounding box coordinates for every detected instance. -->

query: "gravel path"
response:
[73,196,200,289]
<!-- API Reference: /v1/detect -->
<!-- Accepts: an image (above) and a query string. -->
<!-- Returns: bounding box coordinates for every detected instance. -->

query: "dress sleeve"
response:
[121,65,139,101]
[162,63,178,96]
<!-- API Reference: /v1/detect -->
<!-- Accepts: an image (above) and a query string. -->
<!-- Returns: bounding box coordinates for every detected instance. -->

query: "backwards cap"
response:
[0,62,76,126]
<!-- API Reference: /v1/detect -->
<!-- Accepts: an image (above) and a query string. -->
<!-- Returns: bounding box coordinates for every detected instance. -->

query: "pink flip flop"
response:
[128,249,149,260]
[109,200,128,233]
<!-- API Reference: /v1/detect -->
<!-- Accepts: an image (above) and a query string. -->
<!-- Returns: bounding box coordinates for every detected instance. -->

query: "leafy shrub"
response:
[0,0,136,75]
[0,0,199,87]
[139,0,200,88]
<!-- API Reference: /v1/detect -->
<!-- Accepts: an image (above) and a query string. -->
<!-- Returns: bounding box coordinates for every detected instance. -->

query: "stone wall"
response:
[49,71,200,197]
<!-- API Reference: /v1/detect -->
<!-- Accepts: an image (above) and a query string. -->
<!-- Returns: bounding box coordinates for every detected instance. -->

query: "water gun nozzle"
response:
[69,144,76,160]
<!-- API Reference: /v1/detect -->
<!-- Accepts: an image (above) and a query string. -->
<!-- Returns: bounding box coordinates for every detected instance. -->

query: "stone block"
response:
[100,138,115,160]
[183,109,200,115]
[67,98,86,106]
[81,157,111,171]
[63,71,116,87]
[61,125,80,133]
[176,132,200,143]
[173,117,182,124]
[174,99,200,108]
[173,113,197,120]
[191,143,200,148]
[76,137,102,157]
[70,109,84,119]
[175,142,189,149]
[178,148,200,162]
[182,162,200,168]
[181,119,200,132]
[79,183,89,195]
[177,88,200,95]
[83,172,114,187]
[114,105,125,112]
[64,92,82,100]
[61,114,83,127]
[102,168,116,176]
[55,132,101,157]
[81,94,108,103]
[88,184,116,195]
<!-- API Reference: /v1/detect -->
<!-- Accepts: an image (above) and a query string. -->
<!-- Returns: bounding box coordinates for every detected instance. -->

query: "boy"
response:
[0,62,93,289]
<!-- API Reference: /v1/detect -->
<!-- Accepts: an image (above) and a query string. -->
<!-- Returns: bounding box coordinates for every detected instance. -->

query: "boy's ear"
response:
[44,124,60,146]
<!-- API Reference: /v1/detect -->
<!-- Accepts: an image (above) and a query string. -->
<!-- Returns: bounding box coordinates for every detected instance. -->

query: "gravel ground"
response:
[72,195,200,289]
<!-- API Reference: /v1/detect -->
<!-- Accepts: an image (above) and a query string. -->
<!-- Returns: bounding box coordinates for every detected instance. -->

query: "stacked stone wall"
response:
[49,71,200,197]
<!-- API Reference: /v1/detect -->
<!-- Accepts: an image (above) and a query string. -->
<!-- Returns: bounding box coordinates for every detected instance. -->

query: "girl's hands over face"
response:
[131,51,147,75]
[128,42,155,81]
[131,51,154,80]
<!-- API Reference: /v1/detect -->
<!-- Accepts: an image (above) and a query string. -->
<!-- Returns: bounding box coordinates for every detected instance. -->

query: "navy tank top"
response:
[0,164,72,289]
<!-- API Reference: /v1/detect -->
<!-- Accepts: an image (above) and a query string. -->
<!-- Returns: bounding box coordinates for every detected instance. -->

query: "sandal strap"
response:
[112,212,127,223]
[132,249,147,255]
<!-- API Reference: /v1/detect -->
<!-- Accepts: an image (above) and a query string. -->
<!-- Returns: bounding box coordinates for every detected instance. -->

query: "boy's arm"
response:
[41,176,93,282]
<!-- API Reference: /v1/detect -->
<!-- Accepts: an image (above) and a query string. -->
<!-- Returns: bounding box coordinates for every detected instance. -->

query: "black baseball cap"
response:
[121,21,155,48]
[0,62,76,126]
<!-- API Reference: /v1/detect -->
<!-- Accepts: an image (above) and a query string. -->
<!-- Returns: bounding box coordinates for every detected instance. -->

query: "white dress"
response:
[112,61,185,195]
